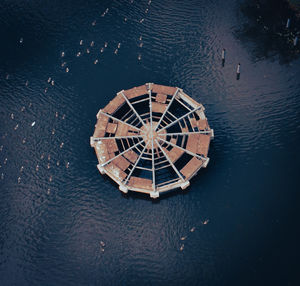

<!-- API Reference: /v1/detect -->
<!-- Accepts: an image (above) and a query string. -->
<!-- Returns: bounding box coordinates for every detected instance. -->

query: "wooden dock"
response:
[91,83,214,198]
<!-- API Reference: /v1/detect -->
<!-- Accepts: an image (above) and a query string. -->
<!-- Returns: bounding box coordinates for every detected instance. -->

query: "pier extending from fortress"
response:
[90,83,214,198]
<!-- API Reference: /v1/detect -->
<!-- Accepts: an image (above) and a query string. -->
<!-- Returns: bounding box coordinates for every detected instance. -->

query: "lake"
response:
[0,0,299,285]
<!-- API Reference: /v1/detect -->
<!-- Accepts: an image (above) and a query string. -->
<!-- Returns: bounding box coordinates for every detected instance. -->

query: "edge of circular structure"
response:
[91,83,214,198]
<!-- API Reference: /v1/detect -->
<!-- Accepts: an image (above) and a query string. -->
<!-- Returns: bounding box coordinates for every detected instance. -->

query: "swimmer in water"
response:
[80,40,83,45]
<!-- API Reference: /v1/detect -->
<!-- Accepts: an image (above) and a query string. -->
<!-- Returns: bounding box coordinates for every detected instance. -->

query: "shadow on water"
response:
[235,0,300,64]
[120,184,190,203]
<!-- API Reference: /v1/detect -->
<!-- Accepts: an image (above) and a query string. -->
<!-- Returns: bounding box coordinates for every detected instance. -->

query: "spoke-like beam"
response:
[166,111,177,120]
[92,135,143,141]
[157,130,212,137]
[154,88,180,131]
[155,139,184,181]
[158,137,207,161]
[100,139,145,167]
[157,105,203,133]
[175,96,192,111]
[120,91,147,128]
[149,88,156,191]
[99,110,144,133]
[135,166,153,171]
[124,142,149,184]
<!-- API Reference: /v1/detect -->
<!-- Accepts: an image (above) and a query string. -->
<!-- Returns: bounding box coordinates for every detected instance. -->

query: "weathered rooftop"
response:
[90,83,214,198]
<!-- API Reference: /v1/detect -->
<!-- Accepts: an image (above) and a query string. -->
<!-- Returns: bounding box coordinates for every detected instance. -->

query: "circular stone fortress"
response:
[90,83,214,198]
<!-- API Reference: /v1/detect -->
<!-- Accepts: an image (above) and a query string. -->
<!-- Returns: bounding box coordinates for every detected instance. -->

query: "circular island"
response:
[90,83,214,198]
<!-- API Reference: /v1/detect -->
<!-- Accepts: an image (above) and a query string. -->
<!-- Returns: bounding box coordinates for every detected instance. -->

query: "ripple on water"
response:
[1,0,300,285]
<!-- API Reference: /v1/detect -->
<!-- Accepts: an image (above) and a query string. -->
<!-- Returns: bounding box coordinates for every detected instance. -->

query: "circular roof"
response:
[90,83,214,198]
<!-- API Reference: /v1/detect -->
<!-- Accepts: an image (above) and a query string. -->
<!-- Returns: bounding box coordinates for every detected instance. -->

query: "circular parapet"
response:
[91,83,213,198]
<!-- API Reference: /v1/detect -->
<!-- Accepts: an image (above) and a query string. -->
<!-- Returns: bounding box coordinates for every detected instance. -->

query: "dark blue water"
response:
[1,0,300,285]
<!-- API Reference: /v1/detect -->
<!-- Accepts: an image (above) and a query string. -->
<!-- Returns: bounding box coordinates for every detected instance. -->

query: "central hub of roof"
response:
[140,122,165,149]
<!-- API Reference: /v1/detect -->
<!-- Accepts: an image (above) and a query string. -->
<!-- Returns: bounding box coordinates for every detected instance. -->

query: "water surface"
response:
[0,0,299,285]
